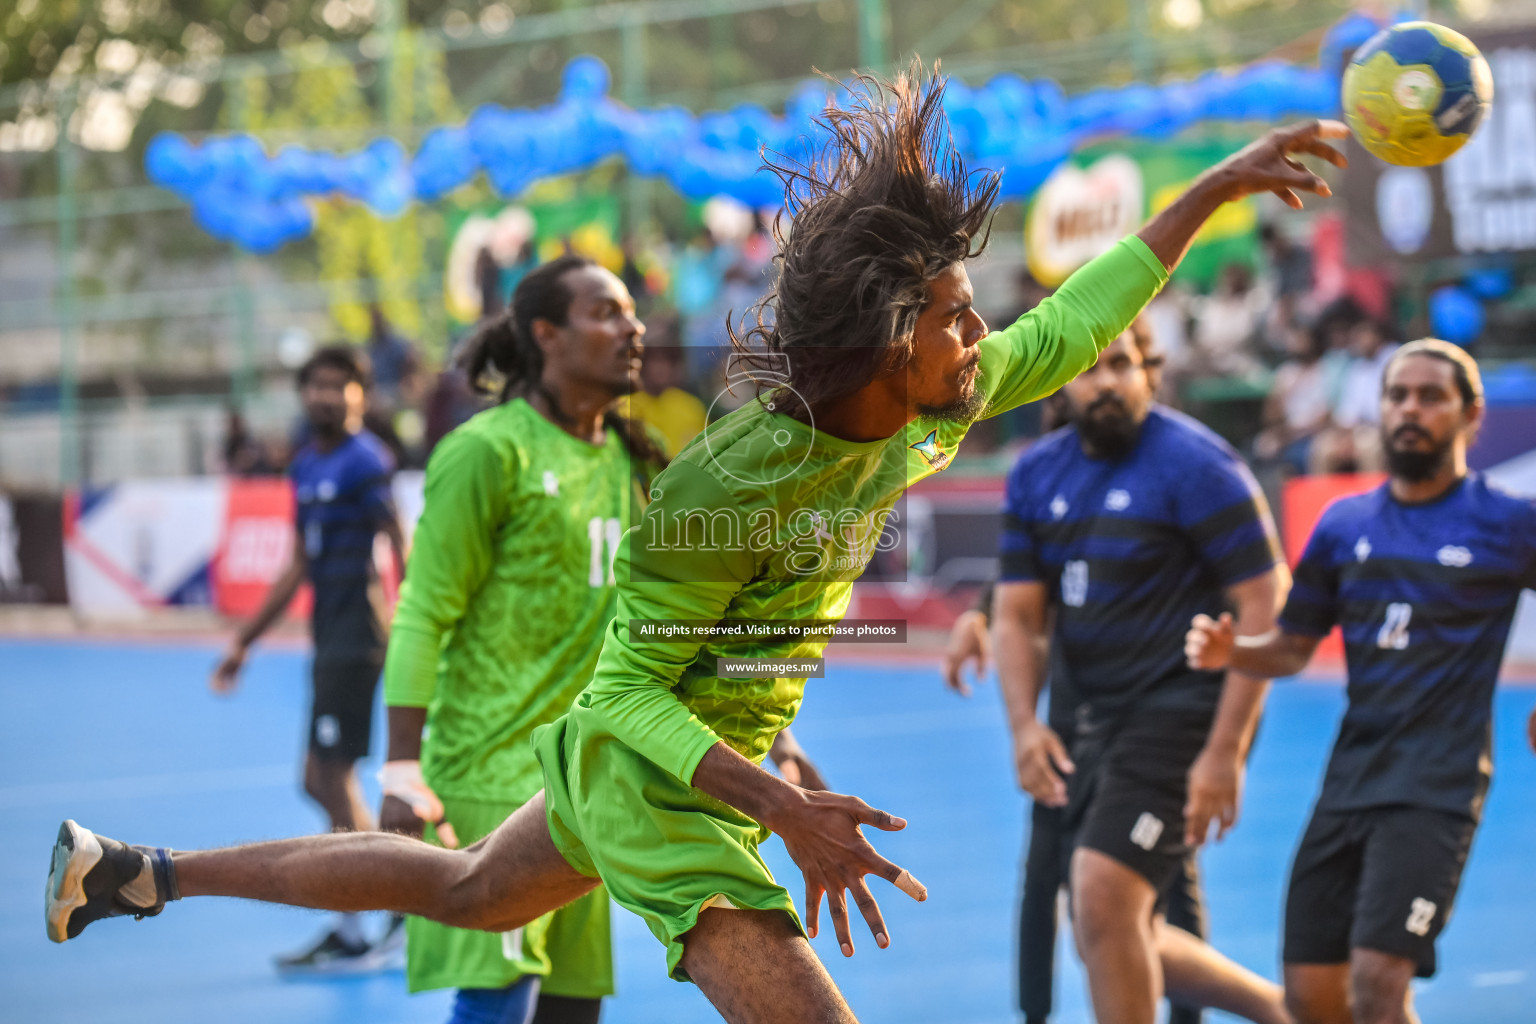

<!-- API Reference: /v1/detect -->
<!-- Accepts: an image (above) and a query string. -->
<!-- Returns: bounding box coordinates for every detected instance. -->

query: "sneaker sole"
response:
[46,820,102,944]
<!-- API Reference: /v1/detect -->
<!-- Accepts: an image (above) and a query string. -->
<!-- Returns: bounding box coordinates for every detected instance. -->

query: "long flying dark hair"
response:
[459,254,668,470]
[732,59,1001,419]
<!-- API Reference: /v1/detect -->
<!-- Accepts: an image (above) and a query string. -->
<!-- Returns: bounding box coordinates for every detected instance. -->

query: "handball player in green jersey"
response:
[376,255,825,1024]
[49,62,1346,1023]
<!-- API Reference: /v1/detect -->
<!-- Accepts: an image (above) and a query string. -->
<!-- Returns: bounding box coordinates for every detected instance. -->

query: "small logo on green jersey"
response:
[909,429,950,471]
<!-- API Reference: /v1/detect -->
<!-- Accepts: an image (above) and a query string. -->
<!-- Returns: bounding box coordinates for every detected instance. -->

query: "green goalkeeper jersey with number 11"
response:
[384,398,648,803]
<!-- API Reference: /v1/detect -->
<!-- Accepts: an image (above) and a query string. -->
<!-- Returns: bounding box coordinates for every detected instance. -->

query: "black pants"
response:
[1018,800,1205,1024]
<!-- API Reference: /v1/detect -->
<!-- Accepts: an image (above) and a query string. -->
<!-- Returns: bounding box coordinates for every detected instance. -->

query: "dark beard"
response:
[917,367,987,423]
[1384,425,1454,481]
[917,388,987,423]
[1074,397,1142,459]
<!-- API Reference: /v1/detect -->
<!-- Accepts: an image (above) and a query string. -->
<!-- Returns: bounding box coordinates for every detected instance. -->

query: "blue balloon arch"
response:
[146,49,1354,253]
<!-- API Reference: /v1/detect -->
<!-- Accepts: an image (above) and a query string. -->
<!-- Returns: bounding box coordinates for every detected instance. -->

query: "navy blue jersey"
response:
[1280,474,1536,820]
[289,430,396,661]
[1000,406,1282,715]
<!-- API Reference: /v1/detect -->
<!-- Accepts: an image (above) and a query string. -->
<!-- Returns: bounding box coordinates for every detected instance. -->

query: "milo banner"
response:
[1344,25,1536,263]
[1024,135,1260,288]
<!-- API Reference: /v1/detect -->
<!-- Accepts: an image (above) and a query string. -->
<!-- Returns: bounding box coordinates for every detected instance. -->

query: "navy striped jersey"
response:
[289,430,396,661]
[1279,474,1536,820]
[1000,406,1282,714]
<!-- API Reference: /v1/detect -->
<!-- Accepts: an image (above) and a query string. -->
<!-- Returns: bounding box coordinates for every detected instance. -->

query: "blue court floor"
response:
[2,638,1533,1023]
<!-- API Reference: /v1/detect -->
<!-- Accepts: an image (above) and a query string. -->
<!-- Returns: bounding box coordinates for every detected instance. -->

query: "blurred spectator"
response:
[1260,223,1314,302]
[365,306,425,466]
[1313,295,1367,353]
[674,229,733,347]
[366,305,420,409]
[476,246,505,319]
[718,263,764,340]
[1254,322,1332,476]
[1189,263,1269,380]
[1313,318,1399,473]
[620,238,650,309]
[619,340,708,458]
[740,210,776,278]
[993,269,1055,441]
[363,405,411,469]
[1334,319,1400,429]
[424,335,485,456]
[1258,222,1315,356]
[221,408,280,476]
[499,239,538,306]
[1142,282,1194,406]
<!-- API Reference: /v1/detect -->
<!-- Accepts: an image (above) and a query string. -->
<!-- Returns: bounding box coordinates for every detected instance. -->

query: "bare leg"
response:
[303,754,373,833]
[1350,949,1419,1024]
[1158,920,1291,1024]
[1163,853,1209,1024]
[680,908,857,1024]
[1283,963,1352,1024]
[1071,848,1160,1024]
[175,793,596,932]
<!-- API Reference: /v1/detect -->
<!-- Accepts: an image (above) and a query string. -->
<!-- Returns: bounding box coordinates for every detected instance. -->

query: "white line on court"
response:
[1472,971,1528,987]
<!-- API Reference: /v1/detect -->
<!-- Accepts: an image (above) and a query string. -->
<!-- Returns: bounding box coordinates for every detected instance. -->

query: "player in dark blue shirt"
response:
[1187,340,1536,1024]
[948,416,1209,1024]
[210,345,406,970]
[992,321,1292,1024]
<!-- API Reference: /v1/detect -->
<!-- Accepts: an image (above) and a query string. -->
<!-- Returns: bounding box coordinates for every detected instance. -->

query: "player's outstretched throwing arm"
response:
[977,120,1348,419]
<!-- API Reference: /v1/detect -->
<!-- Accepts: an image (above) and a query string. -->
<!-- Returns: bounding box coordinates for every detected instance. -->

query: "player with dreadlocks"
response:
[48,62,1345,1023]
[376,255,648,1024]
[377,255,825,1024]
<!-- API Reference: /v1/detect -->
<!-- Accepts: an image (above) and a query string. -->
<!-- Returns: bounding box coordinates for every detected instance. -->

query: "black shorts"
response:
[1062,705,1215,895]
[308,657,381,762]
[1284,805,1477,978]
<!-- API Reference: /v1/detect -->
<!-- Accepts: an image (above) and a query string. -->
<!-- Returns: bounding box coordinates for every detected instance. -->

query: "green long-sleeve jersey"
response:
[384,398,647,803]
[563,236,1169,785]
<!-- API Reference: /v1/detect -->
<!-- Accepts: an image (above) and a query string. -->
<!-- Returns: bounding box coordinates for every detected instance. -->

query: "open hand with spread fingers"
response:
[762,789,927,959]
[1203,119,1350,209]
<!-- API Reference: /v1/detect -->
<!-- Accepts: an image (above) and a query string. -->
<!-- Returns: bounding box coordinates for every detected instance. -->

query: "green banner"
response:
[1026,132,1261,289]
[443,189,623,324]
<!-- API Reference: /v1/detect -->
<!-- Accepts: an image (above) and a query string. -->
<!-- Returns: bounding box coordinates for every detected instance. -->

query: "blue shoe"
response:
[45,820,177,943]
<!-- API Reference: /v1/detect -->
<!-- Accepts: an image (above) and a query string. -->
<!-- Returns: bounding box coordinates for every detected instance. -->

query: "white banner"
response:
[64,479,228,617]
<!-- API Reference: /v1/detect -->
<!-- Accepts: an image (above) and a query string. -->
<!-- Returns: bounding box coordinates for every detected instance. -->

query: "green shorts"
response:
[534,712,803,982]
[405,795,614,998]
